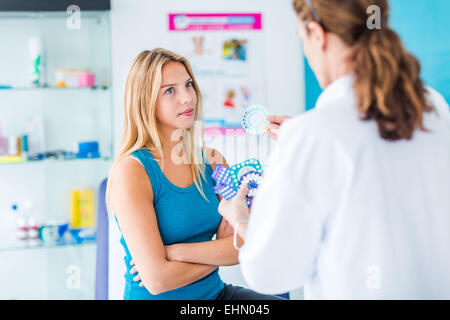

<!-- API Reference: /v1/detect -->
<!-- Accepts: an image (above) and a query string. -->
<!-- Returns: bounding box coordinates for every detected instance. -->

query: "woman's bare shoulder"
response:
[110,156,154,206]
[112,156,144,178]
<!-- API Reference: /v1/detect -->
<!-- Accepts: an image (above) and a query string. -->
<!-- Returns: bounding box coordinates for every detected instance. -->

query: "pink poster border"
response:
[168,13,263,31]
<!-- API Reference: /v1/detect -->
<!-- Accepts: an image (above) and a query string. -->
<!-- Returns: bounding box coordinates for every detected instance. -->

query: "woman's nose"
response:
[180,88,194,105]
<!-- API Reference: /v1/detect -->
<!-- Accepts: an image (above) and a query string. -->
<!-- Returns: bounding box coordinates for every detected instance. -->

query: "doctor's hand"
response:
[266,115,291,140]
[218,184,251,230]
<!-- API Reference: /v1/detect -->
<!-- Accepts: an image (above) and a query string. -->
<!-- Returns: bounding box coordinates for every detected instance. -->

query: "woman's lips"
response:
[179,108,194,117]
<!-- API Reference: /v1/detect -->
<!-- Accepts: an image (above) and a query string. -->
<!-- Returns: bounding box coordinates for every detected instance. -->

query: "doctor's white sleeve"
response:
[238,117,353,294]
[426,86,450,117]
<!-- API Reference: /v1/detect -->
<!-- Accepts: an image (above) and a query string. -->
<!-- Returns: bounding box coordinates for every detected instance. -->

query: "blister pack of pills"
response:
[211,159,264,207]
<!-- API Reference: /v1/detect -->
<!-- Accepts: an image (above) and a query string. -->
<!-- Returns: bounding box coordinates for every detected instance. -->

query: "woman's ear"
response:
[306,21,327,51]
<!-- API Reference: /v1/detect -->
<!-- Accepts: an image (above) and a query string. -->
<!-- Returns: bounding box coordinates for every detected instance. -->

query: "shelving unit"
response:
[0,3,112,299]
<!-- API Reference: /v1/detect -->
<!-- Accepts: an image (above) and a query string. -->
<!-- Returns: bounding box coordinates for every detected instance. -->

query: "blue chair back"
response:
[95,178,109,299]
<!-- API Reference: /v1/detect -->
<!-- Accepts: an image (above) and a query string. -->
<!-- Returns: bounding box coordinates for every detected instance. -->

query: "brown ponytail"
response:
[293,0,434,141]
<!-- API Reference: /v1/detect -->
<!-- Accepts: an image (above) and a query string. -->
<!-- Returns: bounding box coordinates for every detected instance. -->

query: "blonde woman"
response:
[106,49,284,300]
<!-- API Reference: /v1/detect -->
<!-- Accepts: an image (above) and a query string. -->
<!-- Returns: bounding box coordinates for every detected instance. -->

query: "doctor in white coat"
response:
[219,0,450,299]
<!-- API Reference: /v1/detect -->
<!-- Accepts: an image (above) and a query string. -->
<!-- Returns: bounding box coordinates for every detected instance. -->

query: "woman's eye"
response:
[165,87,174,95]
[186,81,193,88]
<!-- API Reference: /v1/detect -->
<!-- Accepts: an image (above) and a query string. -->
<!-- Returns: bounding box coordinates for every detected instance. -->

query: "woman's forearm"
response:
[143,260,218,295]
[167,236,244,266]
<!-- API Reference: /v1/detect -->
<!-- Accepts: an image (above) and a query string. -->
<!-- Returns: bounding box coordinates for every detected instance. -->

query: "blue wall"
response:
[304,0,450,109]
[304,57,322,110]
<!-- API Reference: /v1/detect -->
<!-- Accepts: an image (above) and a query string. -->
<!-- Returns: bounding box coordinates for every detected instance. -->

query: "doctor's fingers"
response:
[268,131,278,140]
[267,126,280,140]
[236,184,249,200]
[266,115,290,125]
[268,123,280,136]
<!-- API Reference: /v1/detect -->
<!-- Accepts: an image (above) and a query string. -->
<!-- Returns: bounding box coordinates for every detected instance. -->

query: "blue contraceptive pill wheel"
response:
[242,104,270,135]
[229,158,263,190]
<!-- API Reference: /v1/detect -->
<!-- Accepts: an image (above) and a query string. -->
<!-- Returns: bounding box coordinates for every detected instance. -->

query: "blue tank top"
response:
[116,148,224,300]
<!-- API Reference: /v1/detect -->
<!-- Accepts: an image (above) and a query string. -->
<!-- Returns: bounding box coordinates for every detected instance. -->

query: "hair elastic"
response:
[304,0,322,22]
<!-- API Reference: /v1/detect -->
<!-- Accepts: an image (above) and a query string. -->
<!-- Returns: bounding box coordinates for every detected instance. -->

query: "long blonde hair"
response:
[106,48,208,211]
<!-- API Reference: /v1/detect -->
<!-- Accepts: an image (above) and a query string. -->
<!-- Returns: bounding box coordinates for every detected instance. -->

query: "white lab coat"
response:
[239,74,450,299]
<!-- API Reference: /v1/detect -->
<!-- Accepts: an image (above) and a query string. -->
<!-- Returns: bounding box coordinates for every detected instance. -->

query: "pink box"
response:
[78,72,96,87]
[204,127,248,137]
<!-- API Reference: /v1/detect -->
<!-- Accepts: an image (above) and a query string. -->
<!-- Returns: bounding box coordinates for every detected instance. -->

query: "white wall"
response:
[110,0,304,152]
[109,0,304,299]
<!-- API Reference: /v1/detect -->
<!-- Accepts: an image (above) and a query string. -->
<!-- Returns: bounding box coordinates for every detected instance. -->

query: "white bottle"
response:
[27,217,40,247]
[8,136,18,156]
[16,215,28,247]
[24,200,40,247]
[24,117,46,155]
[29,37,46,87]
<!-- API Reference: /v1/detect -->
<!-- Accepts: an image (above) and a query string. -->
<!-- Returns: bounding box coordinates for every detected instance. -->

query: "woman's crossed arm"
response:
[111,158,217,295]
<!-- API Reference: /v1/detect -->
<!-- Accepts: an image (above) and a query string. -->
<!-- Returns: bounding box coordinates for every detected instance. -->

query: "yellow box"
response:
[0,156,25,163]
[70,189,95,228]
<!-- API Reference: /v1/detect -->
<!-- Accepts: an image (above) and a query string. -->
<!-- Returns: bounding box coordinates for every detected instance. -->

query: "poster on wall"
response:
[168,13,267,128]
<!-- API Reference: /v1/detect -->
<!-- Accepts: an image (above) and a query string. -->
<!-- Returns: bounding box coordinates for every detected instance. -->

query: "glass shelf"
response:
[0,11,108,19]
[0,86,110,91]
[0,239,96,253]
[0,157,112,165]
